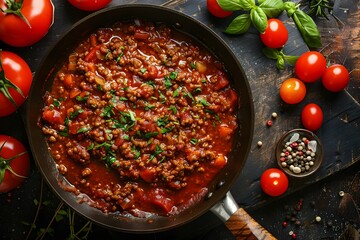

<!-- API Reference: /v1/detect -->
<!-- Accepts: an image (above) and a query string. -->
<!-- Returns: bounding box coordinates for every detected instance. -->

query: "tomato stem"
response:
[0,138,28,184]
[0,50,26,107]
[1,0,31,28]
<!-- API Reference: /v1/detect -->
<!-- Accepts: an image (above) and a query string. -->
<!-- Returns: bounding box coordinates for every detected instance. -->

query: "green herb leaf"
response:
[76,93,89,102]
[292,10,322,48]
[259,0,284,18]
[224,14,251,35]
[158,90,166,103]
[169,71,178,80]
[283,55,299,65]
[160,126,175,134]
[144,132,159,139]
[77,126,91,134]
[190,62,196,69]
[100,105,114,118]
[168,105,177,114]
[53,99,61,108]
[197,98,210,107]
[164,76,173,89]
[140,68,147,74]
[173,88,180,97]
[190,138,198,145]
[217,0,254,11]
[69,109,84,119]
[157,116,169,127]
[250,7,268,33]
[262,47,280,60]
[123,135,130,140]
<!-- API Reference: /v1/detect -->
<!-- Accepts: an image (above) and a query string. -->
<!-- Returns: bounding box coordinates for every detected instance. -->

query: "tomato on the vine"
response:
[0,50,33,117]
[0,135,30,193]
[260,168,288,197]
[295,51,327,83]
[0,0,54,47]
[301,103,323,131]
[68,0,112,11]
[322,64,350,92]
[260,19,288,49]
[206,0,233,18]
[279,78,306,104]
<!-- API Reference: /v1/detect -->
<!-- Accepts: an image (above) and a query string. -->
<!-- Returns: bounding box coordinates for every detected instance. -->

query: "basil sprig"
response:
[219,0,285,34]
[262,48,299,70]
[284,1,322,49]
[219,0,322,50]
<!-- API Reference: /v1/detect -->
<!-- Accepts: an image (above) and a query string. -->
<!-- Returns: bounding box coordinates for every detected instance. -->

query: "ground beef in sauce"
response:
[40,20,238,217]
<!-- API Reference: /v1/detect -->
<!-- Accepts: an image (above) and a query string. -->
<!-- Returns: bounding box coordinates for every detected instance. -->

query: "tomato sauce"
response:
[40,20,238,217]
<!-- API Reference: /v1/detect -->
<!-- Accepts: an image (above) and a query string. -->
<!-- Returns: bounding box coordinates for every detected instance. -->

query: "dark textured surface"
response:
[0,0,359,239]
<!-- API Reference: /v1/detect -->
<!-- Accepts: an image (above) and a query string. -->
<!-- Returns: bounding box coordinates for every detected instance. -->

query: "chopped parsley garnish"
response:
[168,105,177,114]
[140,68,147,74]
[101,105,114,118]
[116,52,124,62]
[190,62,196,69]
[190,138,198,145]
[197,98,210,107]
[144,102,155,111]
[146,81,156,88]
[158,90,166,103]
[132,145,141,159]
[164,76,172,89]
[173,88,180,97]
[143,131,159,139]
[169,71,178,80]
[53,99,61,108]
[69,109,84,119]
[160,126,174,134]
[184,91,195,102]
[148,144,163,162]
[119,97,128,101]
[77,126,91,134]
[123,135,130,140]
[157,116,169,127]
[76,93,89,102]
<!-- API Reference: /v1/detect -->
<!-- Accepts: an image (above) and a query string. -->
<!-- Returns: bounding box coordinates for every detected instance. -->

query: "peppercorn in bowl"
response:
[276,129,323,178]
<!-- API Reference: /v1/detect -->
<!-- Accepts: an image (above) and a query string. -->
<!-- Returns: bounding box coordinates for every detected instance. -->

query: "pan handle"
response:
[210,192,276,240]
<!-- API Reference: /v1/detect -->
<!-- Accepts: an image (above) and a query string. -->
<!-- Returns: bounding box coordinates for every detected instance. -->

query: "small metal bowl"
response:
[276,129,323,178]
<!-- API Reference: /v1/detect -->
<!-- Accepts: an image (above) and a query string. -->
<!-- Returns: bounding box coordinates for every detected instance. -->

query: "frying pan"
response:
[25,4,273,238]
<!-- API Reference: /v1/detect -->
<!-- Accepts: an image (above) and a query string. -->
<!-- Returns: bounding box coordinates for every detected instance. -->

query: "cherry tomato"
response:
[321,64,350,92]
[260,168,288,197]
[0,135,30,193]
[206,0,233,18]
[279,78,306,104]
[260,19,288,48]
[301,103,323,131]
[0,0,54,47]
[295,51,327,83]
[0,50,33,117]
[68,0,111,11]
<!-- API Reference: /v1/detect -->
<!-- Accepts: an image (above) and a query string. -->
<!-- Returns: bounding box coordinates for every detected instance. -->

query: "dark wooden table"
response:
[0,0,359,239]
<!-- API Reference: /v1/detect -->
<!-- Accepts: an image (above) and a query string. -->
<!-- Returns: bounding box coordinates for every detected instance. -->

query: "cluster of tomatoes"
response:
[206,0,350,197]
[0,0,111,193]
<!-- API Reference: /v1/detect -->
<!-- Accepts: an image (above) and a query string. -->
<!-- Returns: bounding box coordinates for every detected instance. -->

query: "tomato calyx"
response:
[263,47,299,70]
[0,139,28,185]
[0,50,26,107]
[1,0,31,28]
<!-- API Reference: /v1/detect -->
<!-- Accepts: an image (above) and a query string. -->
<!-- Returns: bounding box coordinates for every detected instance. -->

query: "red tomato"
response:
[0,135,30,193]
[0,51,33,117]
[68,0,111,11]
[260,168,288,197]
[0,0,54,47]
[301,103,323,131]
[321,64,350,92]
[295,51,327,83]
[279,78,306,104]
[260,19,288,48]
[206,0,233,18]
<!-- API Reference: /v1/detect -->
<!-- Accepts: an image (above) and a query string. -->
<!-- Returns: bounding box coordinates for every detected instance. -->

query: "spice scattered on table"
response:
[257,141,263,147]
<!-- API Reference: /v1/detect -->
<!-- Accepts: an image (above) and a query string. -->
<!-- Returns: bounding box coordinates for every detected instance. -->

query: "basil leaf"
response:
[283,55,299,65]
[217,0,255,11]
[276,56,285,70]
[250,7,268,33]
[224,14,251,34]
[259,0,284,18]
[262,47,280,60]
[292,10,322,49]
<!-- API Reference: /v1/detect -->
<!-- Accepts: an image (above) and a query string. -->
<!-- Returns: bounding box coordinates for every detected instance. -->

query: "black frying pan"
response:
[25,4,257,235]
